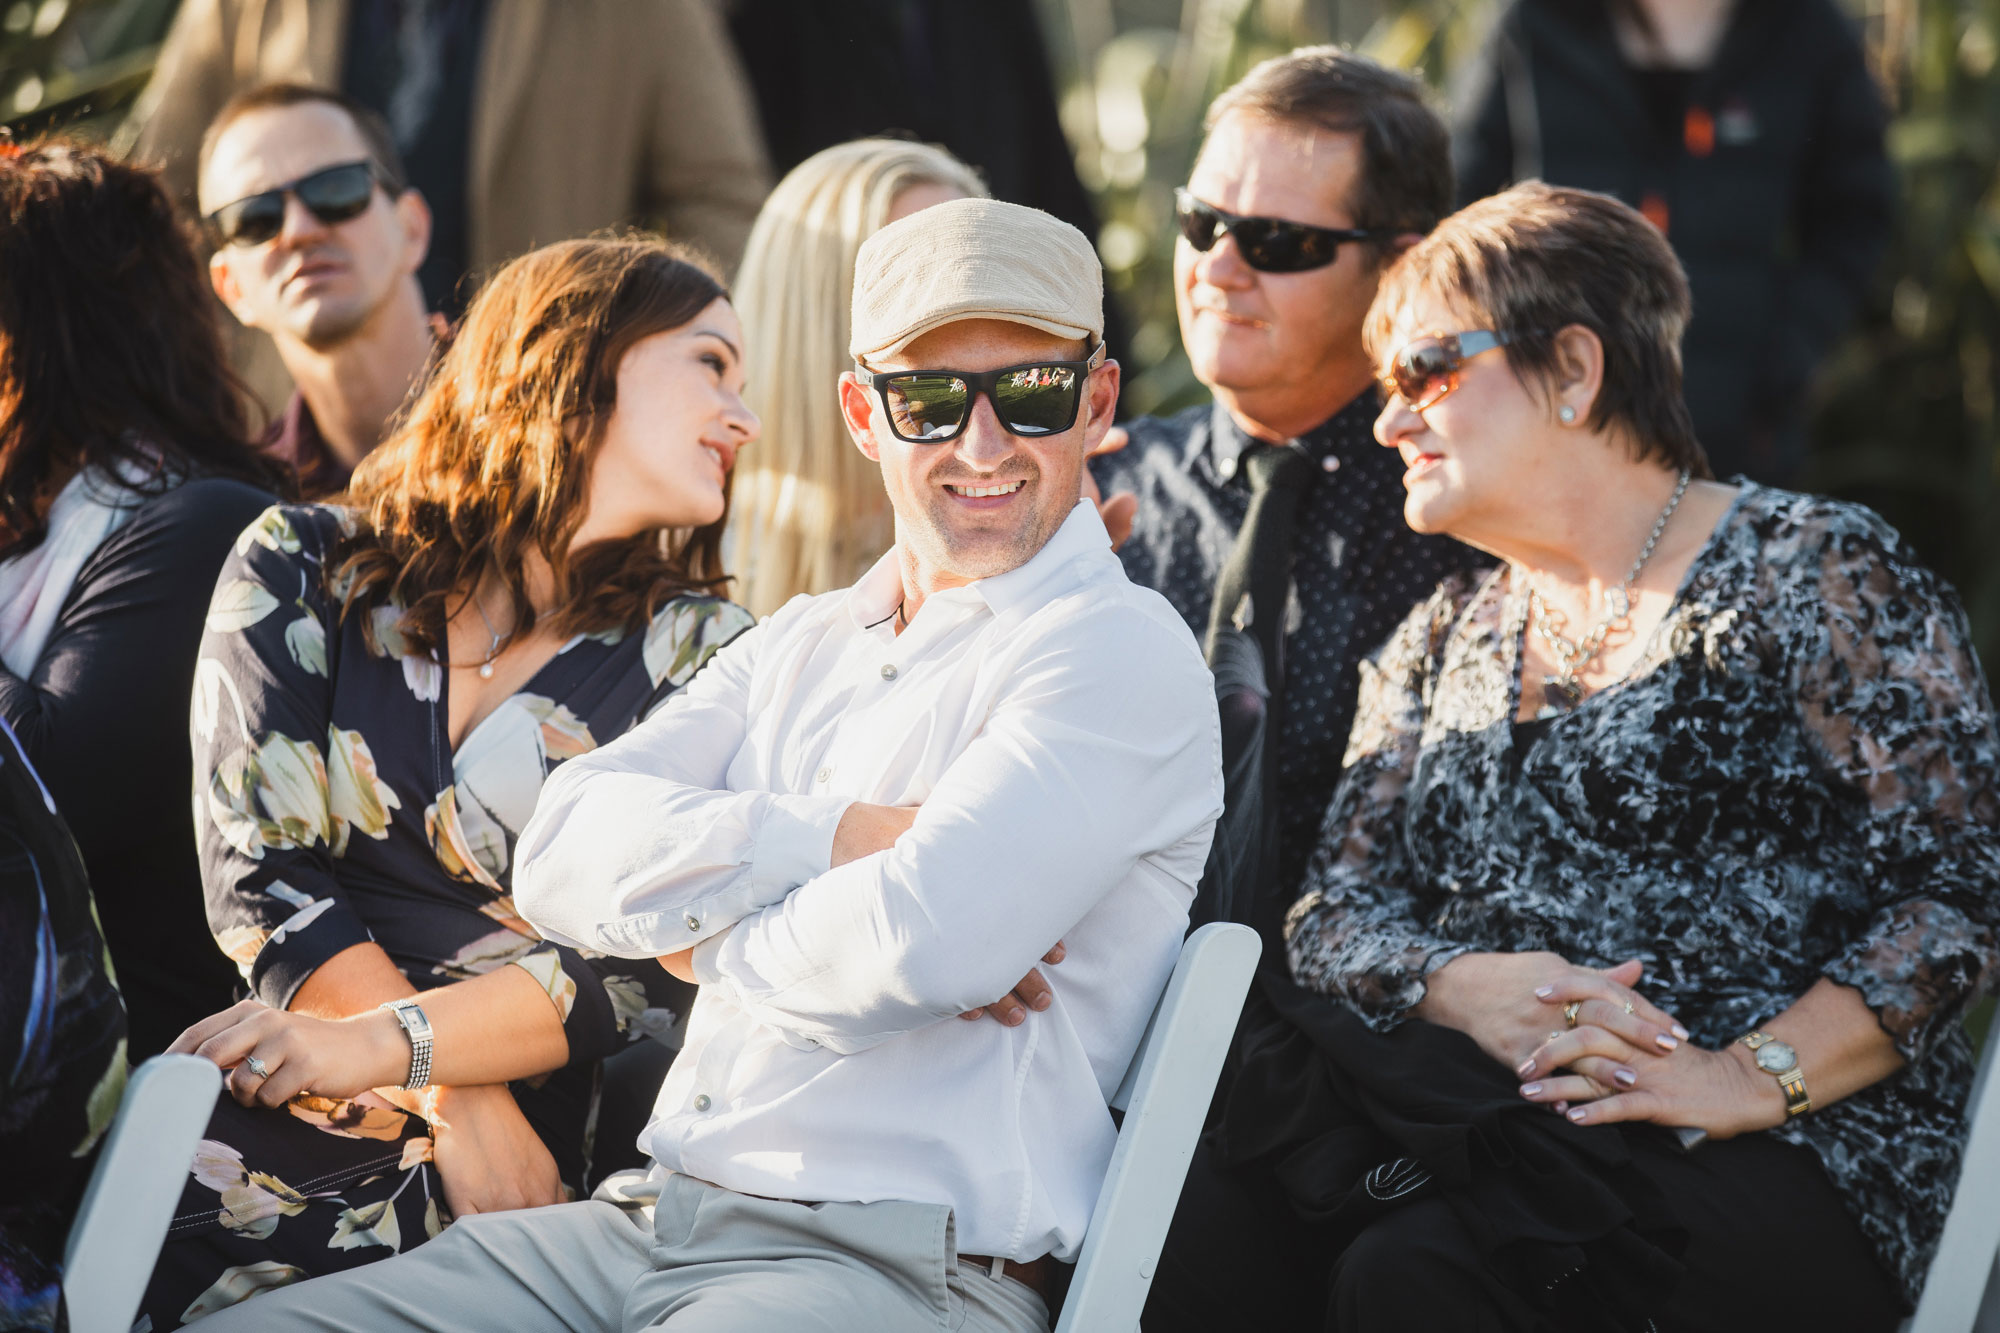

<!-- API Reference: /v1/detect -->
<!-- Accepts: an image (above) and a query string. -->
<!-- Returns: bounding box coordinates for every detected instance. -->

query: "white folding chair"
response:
[64,1053,221,1333]
[1906,1014,2000,1333]
[1054,921,1262,1333]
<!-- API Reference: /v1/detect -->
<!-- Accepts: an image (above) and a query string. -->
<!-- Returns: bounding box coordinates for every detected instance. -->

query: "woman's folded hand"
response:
[1516,1032,1789,1140]
[170,997,410,1107]
[1415,951,1687,1082]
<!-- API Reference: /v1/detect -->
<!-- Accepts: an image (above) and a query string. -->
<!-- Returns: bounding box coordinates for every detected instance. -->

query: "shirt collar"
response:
[1197,385,1385,476]
[844,500,1112,629]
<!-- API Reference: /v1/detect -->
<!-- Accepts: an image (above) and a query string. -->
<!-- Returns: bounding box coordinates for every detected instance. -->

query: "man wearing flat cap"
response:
[191,199,1223,1333]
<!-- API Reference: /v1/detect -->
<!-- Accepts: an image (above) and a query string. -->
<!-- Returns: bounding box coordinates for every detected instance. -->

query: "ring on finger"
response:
[1563,1000,1583,1029]
[243,1054,270,1080]
[1622,1000,1636,1015]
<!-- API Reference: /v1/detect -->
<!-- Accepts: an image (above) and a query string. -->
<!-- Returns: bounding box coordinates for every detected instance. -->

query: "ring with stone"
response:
[243,1054,270,1080]
[1563,1000,1584,1029]
[1623,1000,1636,1015]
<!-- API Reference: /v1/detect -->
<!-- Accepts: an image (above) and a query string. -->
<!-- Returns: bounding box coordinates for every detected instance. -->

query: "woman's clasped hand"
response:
[1419,950,1787,1140]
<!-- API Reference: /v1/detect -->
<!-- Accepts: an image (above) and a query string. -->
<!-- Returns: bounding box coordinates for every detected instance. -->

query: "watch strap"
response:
[1738,1030,1811,1118]
[381,998,434,1090]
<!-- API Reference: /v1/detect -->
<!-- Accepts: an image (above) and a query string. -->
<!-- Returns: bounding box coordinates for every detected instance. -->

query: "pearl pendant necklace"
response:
[472,594,511,679]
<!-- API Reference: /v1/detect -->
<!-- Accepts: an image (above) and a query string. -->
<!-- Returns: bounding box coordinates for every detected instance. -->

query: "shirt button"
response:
[684,914,701,932]
[693,1094,711,1112]
[1218,454,1238,480]
[880,664,898,681]
[1322,455,1341,472]
[816,766,833,784]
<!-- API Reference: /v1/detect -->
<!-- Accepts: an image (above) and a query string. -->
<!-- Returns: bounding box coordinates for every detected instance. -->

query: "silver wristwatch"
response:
[380,997,434,1089]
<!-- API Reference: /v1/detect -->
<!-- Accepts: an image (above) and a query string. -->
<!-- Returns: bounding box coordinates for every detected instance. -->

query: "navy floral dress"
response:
[1286,483,2000,1305]
[144,505,751,1328]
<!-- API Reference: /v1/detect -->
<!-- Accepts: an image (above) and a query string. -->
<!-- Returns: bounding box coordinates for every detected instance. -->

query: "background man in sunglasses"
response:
[198,84,439,498]
[1091,47,1488,921]
[194,197,1222,1333]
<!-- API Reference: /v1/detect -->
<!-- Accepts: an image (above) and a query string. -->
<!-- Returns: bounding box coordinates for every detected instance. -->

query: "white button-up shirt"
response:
[514,502,1221,1261]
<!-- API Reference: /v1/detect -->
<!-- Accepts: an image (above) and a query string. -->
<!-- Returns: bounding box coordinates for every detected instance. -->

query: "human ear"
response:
[1078,360,1122,451]
[209,250,253,327]
[395,189,434,276]
[1548,325,1606,425]
[838,372,882,463]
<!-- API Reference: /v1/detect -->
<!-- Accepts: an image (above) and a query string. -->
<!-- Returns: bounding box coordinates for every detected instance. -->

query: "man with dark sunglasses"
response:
[1093,47,1488,920]
[1086,48,1493,1329]
[198,84,440,498]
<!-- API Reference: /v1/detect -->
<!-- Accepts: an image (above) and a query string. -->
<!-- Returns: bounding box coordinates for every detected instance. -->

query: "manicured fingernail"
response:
[1520,1082,1543,1097]
[1567,1106,1588,1122]
[1032,994,1050,1010]
[1534,985,1555,998]
[1672,1024,1690,1041]
[1553,1100,1569,1114]
[1516,1058,1536,1077]
[1655,1033,1679,1051]
[1614,1068,1637,1087]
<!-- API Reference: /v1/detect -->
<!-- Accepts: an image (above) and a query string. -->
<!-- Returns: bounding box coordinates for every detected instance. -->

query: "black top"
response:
[342,0,489,314]
[0,717,128,1333]
[1287,484,2000,1304]
[1453,0,1893,482]
[0,477,276,1060]
[1090,393,1491,894]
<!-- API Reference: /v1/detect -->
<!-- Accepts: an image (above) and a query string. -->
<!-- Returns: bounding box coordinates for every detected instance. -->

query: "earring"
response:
[1557,405,1577,425]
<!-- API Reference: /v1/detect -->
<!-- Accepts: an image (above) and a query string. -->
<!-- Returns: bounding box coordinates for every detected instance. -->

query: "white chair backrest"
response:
[64,1053,220,1333]
[1055,921,1261,1333]
[1906,1014,2000,1333]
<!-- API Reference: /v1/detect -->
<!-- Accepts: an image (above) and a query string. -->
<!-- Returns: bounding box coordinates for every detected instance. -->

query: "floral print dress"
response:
[144,505,752,1328]
[1285,484,2000,1306]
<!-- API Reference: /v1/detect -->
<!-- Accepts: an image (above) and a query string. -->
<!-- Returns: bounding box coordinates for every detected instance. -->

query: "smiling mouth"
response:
[944,481,1026,498]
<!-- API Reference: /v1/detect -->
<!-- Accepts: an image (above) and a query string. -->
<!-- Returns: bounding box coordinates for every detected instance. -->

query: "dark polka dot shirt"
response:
[1090,392,1492,892]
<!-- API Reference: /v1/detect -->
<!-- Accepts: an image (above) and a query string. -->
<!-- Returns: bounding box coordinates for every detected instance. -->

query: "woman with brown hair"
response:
[144,236,757,1327]
[1148,183,1998,1331]
[0,138,286,1060]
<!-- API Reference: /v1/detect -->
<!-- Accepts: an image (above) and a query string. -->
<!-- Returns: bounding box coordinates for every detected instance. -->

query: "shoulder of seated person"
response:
[93,476,281,562]
[1009,575,1211,681]
[1092,403,1211,472]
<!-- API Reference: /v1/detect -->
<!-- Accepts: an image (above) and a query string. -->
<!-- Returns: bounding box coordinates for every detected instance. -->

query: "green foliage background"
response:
[4,0,1996,664]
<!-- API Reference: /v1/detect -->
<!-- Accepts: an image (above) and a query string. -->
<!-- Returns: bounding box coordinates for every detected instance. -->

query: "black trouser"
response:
[1140,1130,1905,1333]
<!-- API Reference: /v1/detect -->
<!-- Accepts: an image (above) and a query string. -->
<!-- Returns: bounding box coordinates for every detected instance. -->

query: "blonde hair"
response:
[727,138,986,617]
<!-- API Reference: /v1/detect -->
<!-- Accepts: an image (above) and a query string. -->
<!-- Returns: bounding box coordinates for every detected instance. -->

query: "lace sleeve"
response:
[1789,511,2000,1062]
[1284,579,1477,1026]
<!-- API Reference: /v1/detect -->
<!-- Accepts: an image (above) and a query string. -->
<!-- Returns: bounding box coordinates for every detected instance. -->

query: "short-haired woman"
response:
[0,139,285,1059]
[145,237,758,1327]
[1152,182,1999,1332]
[726,138,985,617]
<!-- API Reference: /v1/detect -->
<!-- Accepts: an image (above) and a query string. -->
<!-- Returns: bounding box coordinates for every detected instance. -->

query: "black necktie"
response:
[1203,443,1315,685]
[1195,442,1314,936]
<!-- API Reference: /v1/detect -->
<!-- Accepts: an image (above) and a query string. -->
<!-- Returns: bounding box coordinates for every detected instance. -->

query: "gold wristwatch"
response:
[1738,1030,1812,1118]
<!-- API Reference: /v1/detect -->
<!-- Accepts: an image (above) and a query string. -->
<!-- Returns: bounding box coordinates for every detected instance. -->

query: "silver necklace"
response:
[470,594,512,679]
[1529,469,1691,717]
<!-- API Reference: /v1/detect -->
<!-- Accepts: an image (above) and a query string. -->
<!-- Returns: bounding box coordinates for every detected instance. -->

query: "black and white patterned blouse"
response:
[1091,392,1489,890]
[1285,482,2000,1304]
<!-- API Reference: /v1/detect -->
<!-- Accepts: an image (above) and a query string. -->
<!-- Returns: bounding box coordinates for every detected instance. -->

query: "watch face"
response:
[1755,1040,1798,1075]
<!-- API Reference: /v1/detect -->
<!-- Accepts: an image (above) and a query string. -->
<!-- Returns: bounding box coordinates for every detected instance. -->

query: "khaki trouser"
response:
[190,1172,1050,1332]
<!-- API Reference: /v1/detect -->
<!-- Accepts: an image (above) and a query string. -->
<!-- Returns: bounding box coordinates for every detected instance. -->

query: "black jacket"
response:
[1454,0,1893,482]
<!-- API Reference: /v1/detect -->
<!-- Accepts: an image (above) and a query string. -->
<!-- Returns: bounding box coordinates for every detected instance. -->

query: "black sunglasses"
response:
[206,160,394,248]
[1174,188,1392,273]
[866,343,1106,444]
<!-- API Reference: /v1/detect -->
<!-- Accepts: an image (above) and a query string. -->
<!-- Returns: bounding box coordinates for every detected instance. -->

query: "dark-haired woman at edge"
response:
[143,236,758,1327]
[0,139,287,1060]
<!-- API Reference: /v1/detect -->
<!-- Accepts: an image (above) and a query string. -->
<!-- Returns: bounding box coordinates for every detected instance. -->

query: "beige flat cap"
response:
[850,197,1104,362]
